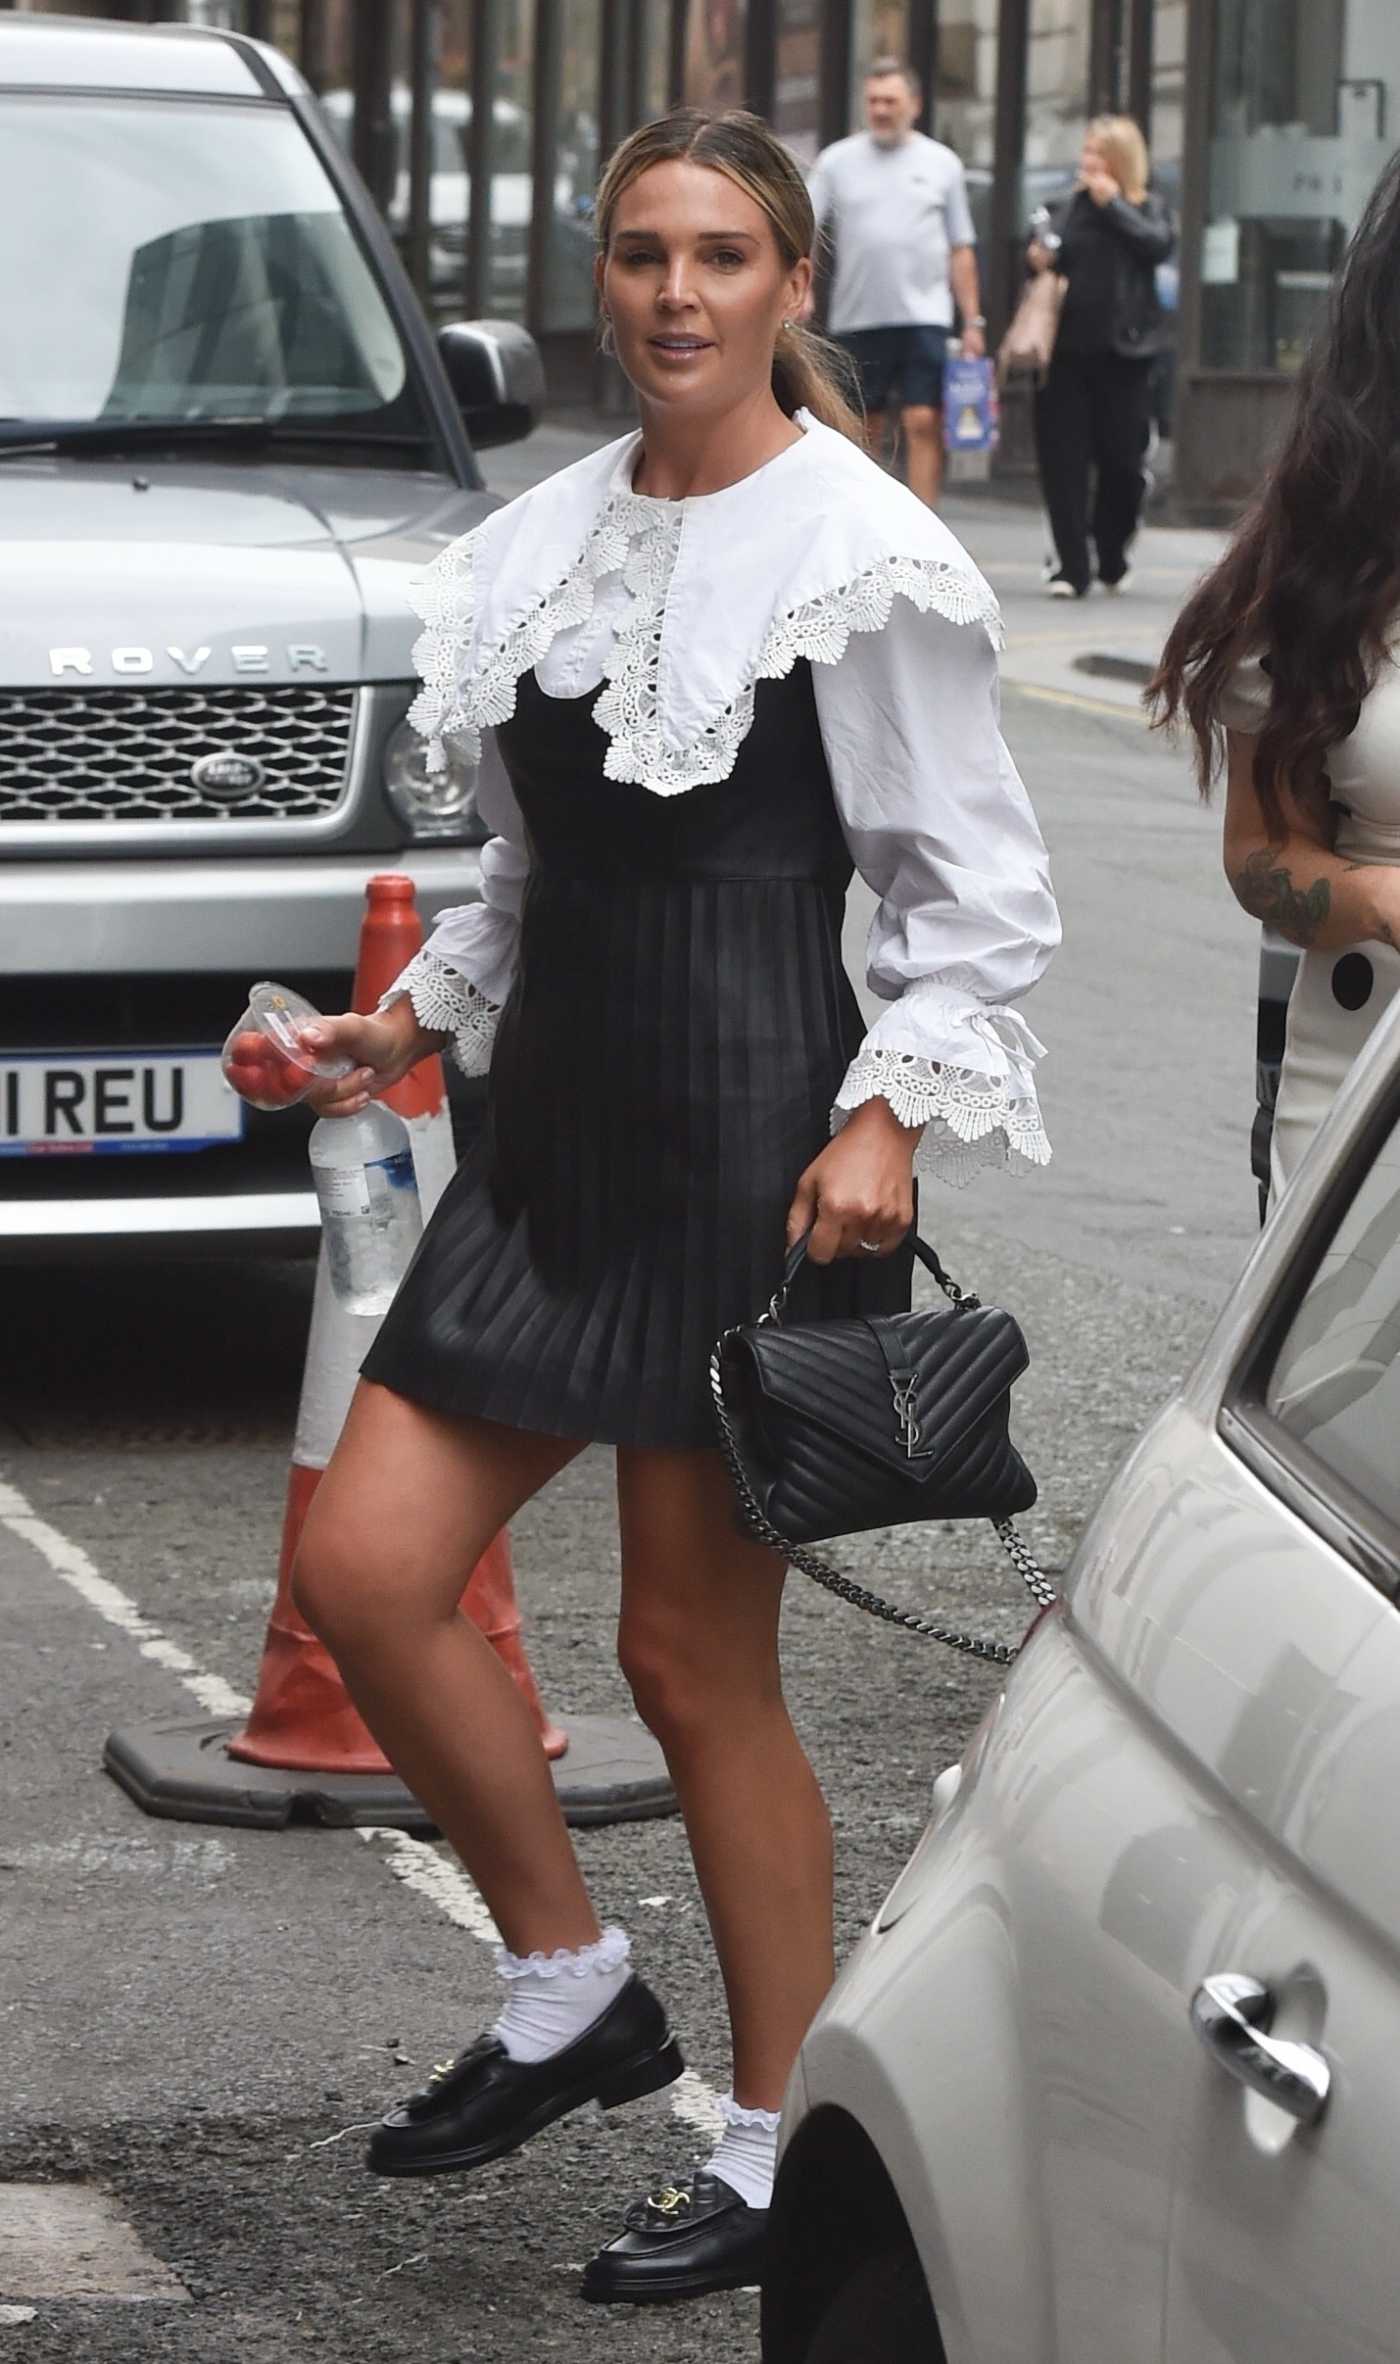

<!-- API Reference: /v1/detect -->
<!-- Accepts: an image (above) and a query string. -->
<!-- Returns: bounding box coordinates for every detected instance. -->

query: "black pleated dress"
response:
[362,657,912,1449]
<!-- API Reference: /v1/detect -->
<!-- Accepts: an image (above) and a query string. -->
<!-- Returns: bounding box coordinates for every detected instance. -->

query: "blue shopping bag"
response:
[943,354,1000,453]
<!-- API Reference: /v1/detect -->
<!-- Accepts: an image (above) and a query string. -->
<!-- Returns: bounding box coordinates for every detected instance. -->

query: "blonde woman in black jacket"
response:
[1029,115,1174,599]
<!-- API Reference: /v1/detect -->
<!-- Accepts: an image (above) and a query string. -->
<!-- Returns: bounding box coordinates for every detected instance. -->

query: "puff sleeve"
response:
[810,597,1060,1185]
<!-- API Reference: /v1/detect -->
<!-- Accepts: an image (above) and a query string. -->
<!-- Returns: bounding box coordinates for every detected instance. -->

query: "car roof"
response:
[0,14,305,101]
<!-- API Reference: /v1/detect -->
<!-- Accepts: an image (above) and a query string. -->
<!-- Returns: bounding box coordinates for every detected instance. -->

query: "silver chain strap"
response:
[708,1344,1059,1667]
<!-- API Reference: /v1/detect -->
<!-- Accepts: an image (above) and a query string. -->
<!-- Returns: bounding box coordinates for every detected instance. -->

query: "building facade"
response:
[9,0,1399,518]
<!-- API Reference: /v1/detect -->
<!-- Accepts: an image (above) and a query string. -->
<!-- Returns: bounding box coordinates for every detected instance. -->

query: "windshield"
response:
[0,94,428,438]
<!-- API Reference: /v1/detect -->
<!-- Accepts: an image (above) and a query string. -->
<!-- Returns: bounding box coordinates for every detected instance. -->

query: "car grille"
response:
[0,684,357,826]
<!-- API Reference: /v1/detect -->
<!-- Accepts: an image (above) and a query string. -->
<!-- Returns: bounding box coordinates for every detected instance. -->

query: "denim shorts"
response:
[835,324,950,414]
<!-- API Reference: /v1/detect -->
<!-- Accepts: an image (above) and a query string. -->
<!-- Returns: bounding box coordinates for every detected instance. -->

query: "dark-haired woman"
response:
[288,108,1058,2300]
[1153,152,1400,1208]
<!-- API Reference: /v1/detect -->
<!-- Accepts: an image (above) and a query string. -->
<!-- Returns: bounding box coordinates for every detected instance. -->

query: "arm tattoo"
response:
[1231,848,1331,945]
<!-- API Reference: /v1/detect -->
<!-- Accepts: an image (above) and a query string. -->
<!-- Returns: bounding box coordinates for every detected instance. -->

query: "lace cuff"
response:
[834,988,1051,1187]
[378,946,501,1079]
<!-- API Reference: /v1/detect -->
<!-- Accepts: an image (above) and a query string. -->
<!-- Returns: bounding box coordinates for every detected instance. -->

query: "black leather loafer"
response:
[580,2171,768,2304]
[366,1975,683,2178]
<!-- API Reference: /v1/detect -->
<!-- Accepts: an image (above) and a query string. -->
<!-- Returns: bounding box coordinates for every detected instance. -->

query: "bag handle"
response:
[708,1340,1058,1665]
[719,1228,1057,1661]
[769,1227,975,1324]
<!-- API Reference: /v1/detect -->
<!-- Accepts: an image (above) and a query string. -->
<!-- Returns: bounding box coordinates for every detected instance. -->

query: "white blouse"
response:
[390,409,1061,1186]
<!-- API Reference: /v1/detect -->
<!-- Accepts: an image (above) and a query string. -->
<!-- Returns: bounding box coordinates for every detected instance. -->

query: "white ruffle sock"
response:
[704,2094,781,2212]
[491,1925,633,2064]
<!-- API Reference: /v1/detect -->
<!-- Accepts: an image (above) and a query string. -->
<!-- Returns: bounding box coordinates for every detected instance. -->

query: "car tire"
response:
[805,2248,942,2364]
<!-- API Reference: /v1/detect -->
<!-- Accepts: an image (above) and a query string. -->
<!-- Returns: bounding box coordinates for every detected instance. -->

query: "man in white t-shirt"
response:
[808,58,984,509]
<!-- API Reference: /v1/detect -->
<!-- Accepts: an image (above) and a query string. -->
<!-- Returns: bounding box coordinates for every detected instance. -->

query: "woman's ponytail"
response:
[772,320,864,443]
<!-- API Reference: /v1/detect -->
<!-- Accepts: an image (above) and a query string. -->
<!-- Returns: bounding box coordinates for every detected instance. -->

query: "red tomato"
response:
[224,1030,308,1109]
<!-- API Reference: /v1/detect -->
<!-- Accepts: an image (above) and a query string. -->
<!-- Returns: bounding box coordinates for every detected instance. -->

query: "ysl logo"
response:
[891,1375,921,1457]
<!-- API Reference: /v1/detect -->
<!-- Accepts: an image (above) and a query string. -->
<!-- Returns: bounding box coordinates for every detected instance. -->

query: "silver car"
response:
[1,14,540,1258]
[765,996,1400,2361]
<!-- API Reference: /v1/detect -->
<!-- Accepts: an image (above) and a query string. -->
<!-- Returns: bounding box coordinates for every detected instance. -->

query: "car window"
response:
[320,91,534,183]
[1,93,421,432]
[1265,1116,1400,1529]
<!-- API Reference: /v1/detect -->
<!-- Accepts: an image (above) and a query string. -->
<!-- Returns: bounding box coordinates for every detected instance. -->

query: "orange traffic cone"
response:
[229,874,566,1772]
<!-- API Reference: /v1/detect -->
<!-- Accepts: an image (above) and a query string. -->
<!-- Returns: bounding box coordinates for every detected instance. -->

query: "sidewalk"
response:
[487,409,1228,722]
[942,484,1225,717]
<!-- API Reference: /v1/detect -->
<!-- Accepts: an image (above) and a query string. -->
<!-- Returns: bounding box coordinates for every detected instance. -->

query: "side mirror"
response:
[436,319,545,450]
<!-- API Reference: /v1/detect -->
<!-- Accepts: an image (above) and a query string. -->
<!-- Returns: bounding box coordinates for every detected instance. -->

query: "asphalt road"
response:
[0,526,1262,2361]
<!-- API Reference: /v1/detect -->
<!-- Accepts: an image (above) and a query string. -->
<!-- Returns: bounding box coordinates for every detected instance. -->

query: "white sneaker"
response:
[1048,577,1081,600]
[1099,568,1132,595]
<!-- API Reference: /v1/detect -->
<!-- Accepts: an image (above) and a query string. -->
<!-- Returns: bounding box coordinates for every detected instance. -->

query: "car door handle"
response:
[1190,1973,1331,2127]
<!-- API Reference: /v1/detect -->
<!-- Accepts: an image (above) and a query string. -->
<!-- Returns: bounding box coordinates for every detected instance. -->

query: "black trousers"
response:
[1033,350,1155,593]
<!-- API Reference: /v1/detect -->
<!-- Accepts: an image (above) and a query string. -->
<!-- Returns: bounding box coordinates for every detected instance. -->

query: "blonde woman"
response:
[1028,115,1173,598]
[290,108,1058,2305]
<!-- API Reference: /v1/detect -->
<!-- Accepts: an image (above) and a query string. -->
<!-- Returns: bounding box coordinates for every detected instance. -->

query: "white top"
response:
[1221,650,1400,1195]
[807,132,976,333]
[1219,649,1400,866]
[392,411,1060,1187]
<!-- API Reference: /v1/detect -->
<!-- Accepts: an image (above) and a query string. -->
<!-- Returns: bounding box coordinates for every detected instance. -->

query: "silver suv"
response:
[1,16,540,1257]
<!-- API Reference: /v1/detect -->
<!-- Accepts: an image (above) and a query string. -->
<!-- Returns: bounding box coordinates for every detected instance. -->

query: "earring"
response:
[781,318,793,331]
[599,312,615,357]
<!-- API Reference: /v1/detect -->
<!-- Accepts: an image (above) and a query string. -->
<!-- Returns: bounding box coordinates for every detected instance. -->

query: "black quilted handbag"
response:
[710,1232,1057,1664]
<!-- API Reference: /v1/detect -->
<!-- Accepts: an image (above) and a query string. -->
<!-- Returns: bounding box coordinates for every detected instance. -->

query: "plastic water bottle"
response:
[308,1101,423,1317]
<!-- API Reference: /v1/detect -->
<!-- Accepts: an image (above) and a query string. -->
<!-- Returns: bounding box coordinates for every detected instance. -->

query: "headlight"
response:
[382,716,479,840]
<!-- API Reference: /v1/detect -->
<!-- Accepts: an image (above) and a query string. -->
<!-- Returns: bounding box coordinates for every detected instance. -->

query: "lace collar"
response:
[408,408,1002,796]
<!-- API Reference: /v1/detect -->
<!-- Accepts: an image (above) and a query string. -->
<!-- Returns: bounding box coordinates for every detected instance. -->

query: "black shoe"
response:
[580,2171,768,2305]
[365,1975,683,2178]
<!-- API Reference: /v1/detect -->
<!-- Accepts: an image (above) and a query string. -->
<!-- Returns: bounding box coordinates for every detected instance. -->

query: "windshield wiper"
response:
[0,416,429,458]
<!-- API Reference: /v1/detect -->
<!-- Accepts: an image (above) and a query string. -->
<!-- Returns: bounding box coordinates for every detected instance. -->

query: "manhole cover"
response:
[0,2184,188,2302]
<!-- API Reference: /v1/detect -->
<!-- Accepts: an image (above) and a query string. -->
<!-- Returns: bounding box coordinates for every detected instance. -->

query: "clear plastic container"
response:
[222,980,422,1313]
[220,980,353,1110]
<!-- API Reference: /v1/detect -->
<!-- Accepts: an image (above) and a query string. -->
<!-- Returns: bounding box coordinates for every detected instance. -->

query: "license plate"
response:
[0,1052,245,1157]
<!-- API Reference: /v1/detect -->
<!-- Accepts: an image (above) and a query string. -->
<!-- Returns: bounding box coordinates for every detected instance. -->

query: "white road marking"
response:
[1,1474,728,2151]
[355,1825,499,1943]
[0,1835,231,1883]
[0,2181,189,2303]
[0,1481,247,1721]
[1002,678,1147,724]
[667,2069,727,2143]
